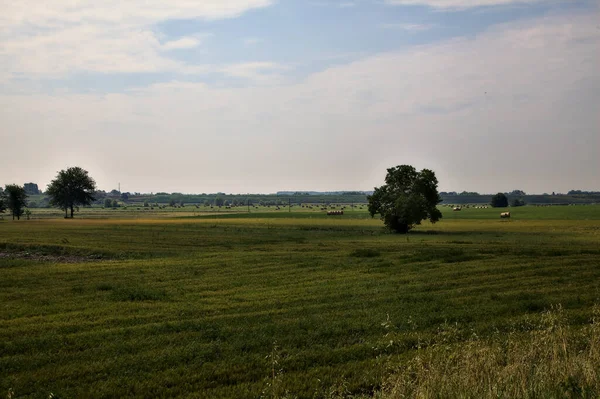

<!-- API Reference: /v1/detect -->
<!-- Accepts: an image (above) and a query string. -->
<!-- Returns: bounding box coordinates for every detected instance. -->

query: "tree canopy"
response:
[4,184,28,220]
[511,198,526,207]
[46,167,97,218]
[491,193,509,208]
[367,165,442,233]
[0,191,5,214]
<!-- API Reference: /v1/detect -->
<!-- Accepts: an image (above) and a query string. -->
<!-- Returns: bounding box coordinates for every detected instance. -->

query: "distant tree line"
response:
[4,168,600,220]
[567,190,600,195]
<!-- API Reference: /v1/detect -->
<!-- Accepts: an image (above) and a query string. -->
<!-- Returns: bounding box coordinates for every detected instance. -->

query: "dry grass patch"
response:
[377,306,600,399]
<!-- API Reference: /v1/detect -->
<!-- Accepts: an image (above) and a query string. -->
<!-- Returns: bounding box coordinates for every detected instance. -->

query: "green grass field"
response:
[1,206,599,398]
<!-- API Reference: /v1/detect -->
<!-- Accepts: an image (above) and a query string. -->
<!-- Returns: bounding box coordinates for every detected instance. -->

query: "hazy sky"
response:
[1,0,599,194]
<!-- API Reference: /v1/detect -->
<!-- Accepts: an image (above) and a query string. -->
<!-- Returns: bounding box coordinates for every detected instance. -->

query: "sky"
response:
[1,0,599,194]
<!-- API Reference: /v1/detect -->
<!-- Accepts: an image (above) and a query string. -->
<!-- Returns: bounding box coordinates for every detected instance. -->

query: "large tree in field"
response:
[4,184,28,220]
[368,165,442,233]
[46,167,97,218]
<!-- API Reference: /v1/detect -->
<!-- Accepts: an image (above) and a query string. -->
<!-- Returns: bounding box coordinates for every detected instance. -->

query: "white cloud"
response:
[161,36,205,51]
[381,23,434,31]
[0,1,274,29]
[0,1,274,78]
[384,0,546,9]
[1,11,598,193]
[220,62,289,84]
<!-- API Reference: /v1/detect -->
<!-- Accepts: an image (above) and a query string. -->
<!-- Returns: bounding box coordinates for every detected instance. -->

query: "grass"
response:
[1,205,599,398]
[375,306,600,398]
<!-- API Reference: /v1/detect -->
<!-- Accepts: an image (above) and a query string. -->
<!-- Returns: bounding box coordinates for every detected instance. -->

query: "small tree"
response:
[215,197,224,207]
[144,200,149,207]
[46,167,96,218]
[511,198,526,207]
[368,165,442,233]
[4,184,28,220]
[0,190,6,214]
[491,193,509,208]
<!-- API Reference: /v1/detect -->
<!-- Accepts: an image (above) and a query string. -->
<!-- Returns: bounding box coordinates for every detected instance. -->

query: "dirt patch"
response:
[0,251,104,263]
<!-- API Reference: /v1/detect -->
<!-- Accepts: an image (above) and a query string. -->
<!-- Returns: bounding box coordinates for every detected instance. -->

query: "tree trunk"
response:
[70,205,74,218]
[65,208,68,218]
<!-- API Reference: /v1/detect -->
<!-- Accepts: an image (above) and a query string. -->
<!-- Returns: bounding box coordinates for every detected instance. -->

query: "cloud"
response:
[243,37,263,46]
[1,10,598,193]
[161,36,205,51]
[0,1,274,29]
[0,1,274,78]
[381,23,434,31]
[220,62,289,83]
[384,0,546,10]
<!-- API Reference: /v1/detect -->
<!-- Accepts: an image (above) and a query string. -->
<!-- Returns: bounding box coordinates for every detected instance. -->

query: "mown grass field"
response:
[1,205,600,398]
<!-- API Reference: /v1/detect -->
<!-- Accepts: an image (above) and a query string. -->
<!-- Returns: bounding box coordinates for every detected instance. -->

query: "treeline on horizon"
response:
[14,184,600,208]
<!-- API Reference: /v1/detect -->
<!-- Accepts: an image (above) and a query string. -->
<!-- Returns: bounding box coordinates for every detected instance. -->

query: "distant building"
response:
[24,183,41,195]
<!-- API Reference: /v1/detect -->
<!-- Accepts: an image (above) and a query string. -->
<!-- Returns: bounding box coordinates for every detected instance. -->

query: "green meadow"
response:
[1,205,600,398]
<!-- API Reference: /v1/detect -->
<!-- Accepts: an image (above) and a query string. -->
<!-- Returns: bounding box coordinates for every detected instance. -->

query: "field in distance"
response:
[1,205,599,398]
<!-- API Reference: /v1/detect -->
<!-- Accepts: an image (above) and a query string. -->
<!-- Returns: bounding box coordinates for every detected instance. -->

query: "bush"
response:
[511,198,526,207]
[491,193,509,208]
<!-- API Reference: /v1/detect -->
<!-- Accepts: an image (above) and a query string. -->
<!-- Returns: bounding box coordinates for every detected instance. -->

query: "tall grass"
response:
[376,306,600,398]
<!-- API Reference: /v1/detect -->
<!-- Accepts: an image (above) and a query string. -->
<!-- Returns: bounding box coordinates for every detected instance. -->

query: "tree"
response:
[491,193,509,208]
[104,198,113,208]
[215,197,224,207]
[509,189,526,196]
[46,167,97,218]
[0,190,6,214]
[511,198,526,207]
[4,184,28,220]
[367,165,442,233]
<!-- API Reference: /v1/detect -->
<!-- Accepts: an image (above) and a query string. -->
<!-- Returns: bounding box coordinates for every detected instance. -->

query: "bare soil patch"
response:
[0,251,104,263]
